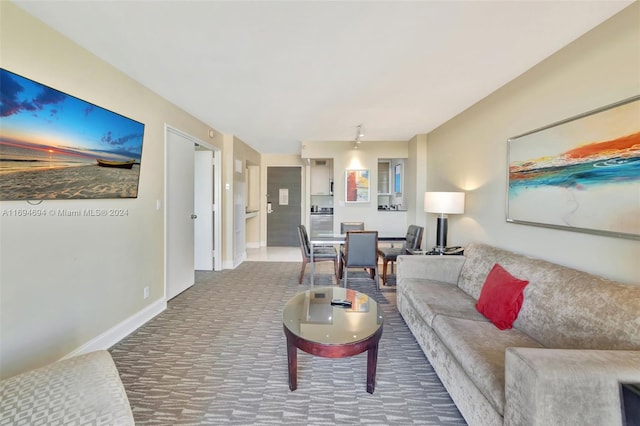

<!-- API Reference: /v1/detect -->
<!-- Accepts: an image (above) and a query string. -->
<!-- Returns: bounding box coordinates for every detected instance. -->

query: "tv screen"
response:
[0,68,145,200]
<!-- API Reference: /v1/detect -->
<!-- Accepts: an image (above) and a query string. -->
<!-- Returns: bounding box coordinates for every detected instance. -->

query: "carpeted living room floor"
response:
[109,261,466,425]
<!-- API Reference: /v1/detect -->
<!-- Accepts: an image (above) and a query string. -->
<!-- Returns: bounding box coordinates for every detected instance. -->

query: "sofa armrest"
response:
[504,347,640,426]
[0,350,134,425]
[397,255,465,285]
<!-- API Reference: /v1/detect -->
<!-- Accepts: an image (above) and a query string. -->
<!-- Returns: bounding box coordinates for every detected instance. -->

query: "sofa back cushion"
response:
[459,243,640,350]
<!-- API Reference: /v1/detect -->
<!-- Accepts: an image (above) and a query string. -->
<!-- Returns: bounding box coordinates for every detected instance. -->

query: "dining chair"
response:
[297,225,339,284]
[341,230,380,290]
[340,222,364,234]
[377,225,424,285]
[337,222,365,276]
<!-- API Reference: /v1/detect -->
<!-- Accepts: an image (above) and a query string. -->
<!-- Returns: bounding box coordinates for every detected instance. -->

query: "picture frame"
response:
[345,169,370,203]
[506,95,640,240]
[0,68,145,200]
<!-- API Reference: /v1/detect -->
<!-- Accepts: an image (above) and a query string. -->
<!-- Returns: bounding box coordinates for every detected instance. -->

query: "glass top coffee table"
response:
[282,287,384,394]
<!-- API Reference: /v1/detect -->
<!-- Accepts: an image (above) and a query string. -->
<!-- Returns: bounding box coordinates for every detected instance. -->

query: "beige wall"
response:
[302,140,411,236]
[425,3,640,284]
[221,135,261,267]
[406,134,428,243]
[0,3,222,378]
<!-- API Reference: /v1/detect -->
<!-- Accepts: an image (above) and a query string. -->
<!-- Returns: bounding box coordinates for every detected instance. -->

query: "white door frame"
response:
[211,150,222,271]
[164,125,222,301]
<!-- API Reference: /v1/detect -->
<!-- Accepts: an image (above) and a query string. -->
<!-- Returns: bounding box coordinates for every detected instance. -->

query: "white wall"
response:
[425,3,640,284]
[0,3,222,378]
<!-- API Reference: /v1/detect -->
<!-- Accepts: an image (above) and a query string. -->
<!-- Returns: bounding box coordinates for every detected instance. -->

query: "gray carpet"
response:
[109,262,466,425]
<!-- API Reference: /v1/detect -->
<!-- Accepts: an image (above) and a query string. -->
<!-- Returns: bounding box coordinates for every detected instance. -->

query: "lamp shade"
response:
[424,192,465,214]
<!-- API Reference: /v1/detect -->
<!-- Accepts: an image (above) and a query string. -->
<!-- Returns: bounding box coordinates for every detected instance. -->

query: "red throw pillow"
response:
[476,263,529,330]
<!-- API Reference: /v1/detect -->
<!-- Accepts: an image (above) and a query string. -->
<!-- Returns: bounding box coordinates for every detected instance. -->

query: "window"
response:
[394,163,402,194]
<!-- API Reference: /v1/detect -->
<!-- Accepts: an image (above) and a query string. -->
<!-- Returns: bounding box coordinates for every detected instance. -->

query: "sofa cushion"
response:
[476,263,529,330]
[432,315,544,416]
[515,270,640,350]
[459,243,640,350]
[399,279,488,327]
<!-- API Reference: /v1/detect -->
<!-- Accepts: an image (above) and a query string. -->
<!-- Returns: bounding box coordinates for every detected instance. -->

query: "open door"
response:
[194,149,213,271]
[165,127,221,300]
[166,127,196,299]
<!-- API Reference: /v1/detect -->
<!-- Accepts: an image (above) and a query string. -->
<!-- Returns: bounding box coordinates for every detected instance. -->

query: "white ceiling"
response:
[14,1,632,154]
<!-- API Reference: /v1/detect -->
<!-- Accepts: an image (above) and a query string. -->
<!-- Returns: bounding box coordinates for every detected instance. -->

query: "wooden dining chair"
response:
[297,225,339,284]
[377,225,423,285]
[341,230,379,290]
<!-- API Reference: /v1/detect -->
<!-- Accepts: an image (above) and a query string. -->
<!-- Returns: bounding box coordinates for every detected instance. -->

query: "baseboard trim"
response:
[223,252,247,269]
[61,298,167,360]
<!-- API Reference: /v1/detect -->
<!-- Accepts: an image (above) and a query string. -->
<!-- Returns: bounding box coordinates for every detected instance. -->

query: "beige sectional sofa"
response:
[0,350,134,425]
[396,242,640,426]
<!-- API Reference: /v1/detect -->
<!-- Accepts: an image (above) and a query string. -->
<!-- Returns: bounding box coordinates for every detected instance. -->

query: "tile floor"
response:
[245,246,301,262]
[245,245,390,274]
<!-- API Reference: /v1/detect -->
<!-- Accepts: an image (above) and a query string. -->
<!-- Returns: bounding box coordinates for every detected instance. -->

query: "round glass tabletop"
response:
[283,287,383,345]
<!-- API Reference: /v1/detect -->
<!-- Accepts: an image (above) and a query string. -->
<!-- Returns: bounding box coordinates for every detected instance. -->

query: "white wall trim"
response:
[222,259,235,269]
[60,298,167,360]
[236,251,246,267]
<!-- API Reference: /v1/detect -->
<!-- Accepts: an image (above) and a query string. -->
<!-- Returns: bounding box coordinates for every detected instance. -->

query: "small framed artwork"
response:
[507,95,640,240]
[394,163,402,194]
[345,169,370,203]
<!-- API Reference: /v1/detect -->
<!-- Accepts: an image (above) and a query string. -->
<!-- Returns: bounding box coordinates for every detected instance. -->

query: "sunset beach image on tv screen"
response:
[0,68,145,200]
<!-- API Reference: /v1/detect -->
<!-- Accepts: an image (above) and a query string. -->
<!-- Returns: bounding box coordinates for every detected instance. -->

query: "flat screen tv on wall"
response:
[0,68,145,200]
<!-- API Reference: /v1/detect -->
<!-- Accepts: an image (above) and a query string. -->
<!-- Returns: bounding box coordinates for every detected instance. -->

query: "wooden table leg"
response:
[287,339,298,391]
[366,342,379,394]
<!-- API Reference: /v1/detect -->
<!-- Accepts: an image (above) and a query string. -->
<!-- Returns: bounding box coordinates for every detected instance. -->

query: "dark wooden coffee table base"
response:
[283,325,383,394]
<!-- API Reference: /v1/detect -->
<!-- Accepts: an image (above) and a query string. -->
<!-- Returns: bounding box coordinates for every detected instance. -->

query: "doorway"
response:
[165,126,221,300]
[267,166,301,246]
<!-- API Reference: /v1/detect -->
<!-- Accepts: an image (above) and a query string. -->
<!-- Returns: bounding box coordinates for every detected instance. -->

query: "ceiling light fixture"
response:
[353,124,364,149]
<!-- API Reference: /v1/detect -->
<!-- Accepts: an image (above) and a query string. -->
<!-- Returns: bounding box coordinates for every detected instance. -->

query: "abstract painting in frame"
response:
[507,95,640,240]
[345,169,370,203]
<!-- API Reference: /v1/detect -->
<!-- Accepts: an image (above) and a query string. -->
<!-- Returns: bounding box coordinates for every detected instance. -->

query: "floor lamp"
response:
[424,192,465,253]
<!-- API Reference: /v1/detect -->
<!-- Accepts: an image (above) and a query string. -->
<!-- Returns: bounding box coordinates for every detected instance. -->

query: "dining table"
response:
[308,232,406,286]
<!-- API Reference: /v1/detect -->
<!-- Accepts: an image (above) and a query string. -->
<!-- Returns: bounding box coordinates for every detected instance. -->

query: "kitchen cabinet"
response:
[377,161,390,194]
[310,159,333,195]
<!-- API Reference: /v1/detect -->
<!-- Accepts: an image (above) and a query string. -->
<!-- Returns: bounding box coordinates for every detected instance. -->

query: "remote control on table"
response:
[331,299,352,307]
